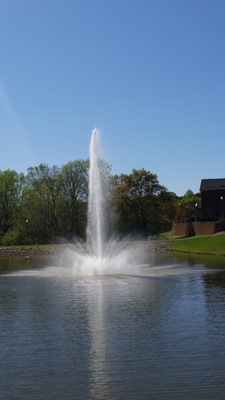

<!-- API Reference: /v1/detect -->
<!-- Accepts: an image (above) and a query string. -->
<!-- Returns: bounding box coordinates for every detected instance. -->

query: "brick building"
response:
[172,178,225,236]
[200,178,225,220]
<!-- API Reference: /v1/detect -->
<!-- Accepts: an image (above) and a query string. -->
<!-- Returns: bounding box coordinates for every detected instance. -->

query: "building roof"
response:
[200,178,225,192]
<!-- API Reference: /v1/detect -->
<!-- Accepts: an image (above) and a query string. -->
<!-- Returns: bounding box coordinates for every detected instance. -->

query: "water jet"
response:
[66,128,142,276]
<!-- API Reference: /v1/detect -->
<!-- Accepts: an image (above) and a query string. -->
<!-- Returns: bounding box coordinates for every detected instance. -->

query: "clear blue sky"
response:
[0,0,225,196]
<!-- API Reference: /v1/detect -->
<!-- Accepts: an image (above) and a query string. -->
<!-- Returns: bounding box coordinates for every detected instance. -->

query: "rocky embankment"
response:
[126,241,170,253]
[0,241,169,258]
[0,246,58,258]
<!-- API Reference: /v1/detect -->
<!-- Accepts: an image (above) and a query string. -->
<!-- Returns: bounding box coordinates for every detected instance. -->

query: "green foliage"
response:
[58,160,89,238]
[24,164,61,243]
[111,168,176,237]
[169,235,225,255]
[1,225,25,246]
[0,162,178,245]
[175,189,200,223]
[0,170,25,235]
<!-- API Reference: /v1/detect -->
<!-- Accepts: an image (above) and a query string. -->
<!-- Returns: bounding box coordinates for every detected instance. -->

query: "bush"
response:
[1,226,25,246]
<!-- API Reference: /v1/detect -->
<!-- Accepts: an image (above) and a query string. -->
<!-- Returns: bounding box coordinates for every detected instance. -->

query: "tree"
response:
[0,161,177,245]
[24,164,61,243]
[111,169,175,237]
[175,190,200,223]
[0,170,25,239]
[58,160,89,238]
[174,190,201,236]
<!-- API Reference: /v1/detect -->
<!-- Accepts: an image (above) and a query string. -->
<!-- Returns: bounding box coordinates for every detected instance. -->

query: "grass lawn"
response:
[169,234,225,256]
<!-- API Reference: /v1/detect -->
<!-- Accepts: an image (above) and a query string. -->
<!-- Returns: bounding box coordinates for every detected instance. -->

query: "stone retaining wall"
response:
[172,222,225,237]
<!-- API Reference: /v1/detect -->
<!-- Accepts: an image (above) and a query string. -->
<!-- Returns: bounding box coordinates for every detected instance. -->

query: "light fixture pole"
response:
[25,219,29,244]
[219,196,224,219]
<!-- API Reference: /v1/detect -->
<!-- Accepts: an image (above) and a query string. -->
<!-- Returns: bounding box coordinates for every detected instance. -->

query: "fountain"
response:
[63,128,142,276]
[10,128,146,277]
[86,128,105,260]
[6,128,187,278]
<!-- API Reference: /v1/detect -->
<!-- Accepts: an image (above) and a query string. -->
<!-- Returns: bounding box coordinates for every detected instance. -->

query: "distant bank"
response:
[1,236,225,258]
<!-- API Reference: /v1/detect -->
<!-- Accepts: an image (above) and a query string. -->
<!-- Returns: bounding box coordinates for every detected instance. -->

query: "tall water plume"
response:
[59,128,145,276]
[86,129,104,259]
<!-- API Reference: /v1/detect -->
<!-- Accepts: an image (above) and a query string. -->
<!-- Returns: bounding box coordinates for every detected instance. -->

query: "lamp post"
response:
[220,196,224,218]
[25,219,29,244]
[195,203,198,222]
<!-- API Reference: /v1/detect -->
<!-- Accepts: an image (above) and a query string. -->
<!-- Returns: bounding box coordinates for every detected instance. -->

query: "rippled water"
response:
[1,254,225,399]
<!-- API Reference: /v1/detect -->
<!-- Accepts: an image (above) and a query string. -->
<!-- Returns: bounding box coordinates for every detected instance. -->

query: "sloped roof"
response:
[200,178,225,192]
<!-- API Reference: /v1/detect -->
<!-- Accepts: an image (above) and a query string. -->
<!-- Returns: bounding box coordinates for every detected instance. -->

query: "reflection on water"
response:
[0,255,50,274]
[0,254,225,399]
[204,270,225,287]
[164,251,225,269]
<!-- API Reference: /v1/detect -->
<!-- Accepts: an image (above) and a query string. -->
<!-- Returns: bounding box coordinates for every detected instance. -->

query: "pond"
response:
[1,252,225,400]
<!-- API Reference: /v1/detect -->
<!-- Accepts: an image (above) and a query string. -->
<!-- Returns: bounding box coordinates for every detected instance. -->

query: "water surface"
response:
[1,254,225,399]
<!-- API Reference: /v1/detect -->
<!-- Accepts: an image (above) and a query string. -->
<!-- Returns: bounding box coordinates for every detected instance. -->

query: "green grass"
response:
[169,234,225,256]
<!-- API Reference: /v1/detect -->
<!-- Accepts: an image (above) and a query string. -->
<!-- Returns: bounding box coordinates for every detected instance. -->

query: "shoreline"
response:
[0,246,58,258]
[1,242,224,259]
[0,242,170,258]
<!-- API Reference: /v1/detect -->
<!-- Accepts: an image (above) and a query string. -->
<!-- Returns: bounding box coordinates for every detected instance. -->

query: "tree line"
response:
[0,160,179,246]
